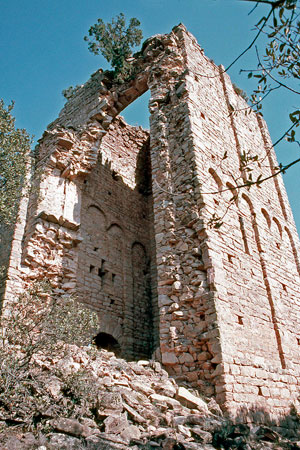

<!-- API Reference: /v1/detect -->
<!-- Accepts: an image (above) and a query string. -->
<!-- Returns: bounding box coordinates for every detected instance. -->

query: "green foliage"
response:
[84,13,143,80]
[0,99,31,226]
[232,83,249,102]
[62,84,82,100]
[0,282,99,426]
[1,281,98,361]
[243,0,300,143]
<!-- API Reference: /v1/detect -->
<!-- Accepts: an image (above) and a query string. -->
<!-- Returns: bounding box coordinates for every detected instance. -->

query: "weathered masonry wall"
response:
[0,224,14,307]
[0,169,31,315]
[1,24,300,418]
[178,29,300,415]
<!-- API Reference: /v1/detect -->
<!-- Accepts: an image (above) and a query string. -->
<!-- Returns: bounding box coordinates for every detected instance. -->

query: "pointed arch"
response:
[284,227,300,277]
[225,182,238,203]
[261,208,271,229]
[208,168,223,191]
[86,205,106,233]
[273,217,282,237]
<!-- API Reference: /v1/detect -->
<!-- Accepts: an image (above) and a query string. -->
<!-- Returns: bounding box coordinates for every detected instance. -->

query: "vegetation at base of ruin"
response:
[84,13,143,82]
[0,281,99,428]
[0,99,31,227]
[0,281,98,364]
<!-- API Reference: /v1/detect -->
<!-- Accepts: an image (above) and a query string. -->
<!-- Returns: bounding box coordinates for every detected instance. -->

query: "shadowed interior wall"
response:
[77,118,157,359]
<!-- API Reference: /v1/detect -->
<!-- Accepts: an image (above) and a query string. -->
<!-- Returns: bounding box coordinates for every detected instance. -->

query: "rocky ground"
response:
[0,344,300,449]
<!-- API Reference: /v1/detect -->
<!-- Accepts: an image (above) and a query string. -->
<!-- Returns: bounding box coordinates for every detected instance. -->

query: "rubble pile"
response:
[0,344,299,449]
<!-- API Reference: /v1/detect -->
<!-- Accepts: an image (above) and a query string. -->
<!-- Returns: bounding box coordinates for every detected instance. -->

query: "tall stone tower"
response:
[1,24,300,417]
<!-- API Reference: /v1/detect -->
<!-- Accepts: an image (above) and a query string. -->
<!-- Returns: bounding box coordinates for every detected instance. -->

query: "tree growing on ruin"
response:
[84,13,143,80]
[0,99,31,226]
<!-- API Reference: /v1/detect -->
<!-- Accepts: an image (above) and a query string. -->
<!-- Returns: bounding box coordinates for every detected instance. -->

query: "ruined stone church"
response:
[1,24,300,416]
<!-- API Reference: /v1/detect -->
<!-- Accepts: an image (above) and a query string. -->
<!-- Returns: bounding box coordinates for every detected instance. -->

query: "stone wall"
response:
[1,23,300,418]
[0,224,14,301]
[177,28,300,414]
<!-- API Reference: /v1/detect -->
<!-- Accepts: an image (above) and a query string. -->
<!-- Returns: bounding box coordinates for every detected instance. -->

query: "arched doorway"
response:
[93,332,121,356]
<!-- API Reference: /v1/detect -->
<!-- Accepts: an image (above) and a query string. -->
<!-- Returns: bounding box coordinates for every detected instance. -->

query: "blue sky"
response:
[1,0,299,230]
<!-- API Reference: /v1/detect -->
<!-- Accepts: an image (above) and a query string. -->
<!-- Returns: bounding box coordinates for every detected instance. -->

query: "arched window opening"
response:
[93,332,121,356]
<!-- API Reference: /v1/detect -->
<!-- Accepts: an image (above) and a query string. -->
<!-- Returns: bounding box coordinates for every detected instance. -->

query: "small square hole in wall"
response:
[108,191,112,196]
[237,315,243,325]
[297,338,300,345]
[258,386,263,396]
[228,254,234,264]
[112,170,119,180]
[214,199,219,206]
[84,180,88,185]
[282,283,287,292]
[199,312,205,321]
[112,273,116,284]
[110,299,115,305]
[89,265,95,273]
[94,247,99,252]
[200,112,206,120]
[98,268,106,278]
[276,242,281,249]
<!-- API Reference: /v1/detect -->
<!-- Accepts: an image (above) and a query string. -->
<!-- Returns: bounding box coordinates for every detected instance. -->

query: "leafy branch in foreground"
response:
[0,99,31,226]
[241,1,300,140]
[84,13,143,81]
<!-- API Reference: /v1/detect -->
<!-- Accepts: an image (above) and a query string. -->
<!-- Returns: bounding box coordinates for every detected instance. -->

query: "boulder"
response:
[176,387,209,414]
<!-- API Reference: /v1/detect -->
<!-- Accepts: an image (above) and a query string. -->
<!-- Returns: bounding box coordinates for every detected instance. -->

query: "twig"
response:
[239,0,288,7]
[272,121,298,147]
[248,2,260,15]
[255,45,300,94]
[200,156,300,195]
[225,6,274,72]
